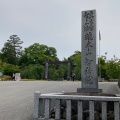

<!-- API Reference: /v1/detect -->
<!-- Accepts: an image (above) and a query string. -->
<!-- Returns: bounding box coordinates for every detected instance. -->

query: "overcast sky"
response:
[0,0,120,61]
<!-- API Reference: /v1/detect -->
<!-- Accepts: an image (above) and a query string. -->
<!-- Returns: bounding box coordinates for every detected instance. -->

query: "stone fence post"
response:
[33,91,41,119]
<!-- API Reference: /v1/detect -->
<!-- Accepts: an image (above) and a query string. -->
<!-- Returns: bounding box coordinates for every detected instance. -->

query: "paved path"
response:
[0,81,119,120]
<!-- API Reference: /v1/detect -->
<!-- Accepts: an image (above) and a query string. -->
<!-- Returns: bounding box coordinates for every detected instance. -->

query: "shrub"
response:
[0,75,12,81]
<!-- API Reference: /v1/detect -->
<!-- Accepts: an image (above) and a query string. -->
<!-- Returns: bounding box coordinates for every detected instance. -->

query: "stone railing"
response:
[33,91,120,120]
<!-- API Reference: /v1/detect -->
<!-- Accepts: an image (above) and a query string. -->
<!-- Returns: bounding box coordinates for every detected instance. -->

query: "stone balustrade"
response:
[33,91,120,120]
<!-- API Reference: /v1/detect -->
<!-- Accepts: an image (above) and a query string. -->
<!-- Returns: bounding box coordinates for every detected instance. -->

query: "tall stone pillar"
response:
[77,10,102,93]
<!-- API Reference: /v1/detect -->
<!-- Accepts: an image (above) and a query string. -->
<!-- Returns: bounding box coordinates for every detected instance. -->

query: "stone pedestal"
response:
[77,88,102,93]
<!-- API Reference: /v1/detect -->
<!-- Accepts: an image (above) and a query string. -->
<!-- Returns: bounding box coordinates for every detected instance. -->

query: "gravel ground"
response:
[0,81,119,120]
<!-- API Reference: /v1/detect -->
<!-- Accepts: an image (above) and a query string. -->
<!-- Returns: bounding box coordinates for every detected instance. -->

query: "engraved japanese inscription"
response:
[81,10,98,88]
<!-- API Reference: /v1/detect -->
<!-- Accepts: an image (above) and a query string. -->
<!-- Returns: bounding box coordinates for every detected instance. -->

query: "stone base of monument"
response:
[77,88,102,93]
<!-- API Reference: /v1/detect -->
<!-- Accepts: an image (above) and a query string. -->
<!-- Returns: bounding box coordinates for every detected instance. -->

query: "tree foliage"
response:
[48,64,68,80]
[98,56,120,80]
[105,60,119,79]
[0,36,120,80]
[18,43,58,67]
[0,42,15,64]
[69,51,81,80]
[20,64,44,79]
[1,35,23,65]
[0,60,20,76]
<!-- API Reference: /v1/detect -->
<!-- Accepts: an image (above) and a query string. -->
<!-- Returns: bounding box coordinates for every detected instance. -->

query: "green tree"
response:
[19,43,58,67]
[58,64,67,79]
[48,64,67,80]
[0,42,15,64]
[98,57,107,79]
[20,64,44,79]
[0,60,4,71]
[0,59,20,76]
[69,51,81,80]
[105,59,119,80]
[1,35,23,65]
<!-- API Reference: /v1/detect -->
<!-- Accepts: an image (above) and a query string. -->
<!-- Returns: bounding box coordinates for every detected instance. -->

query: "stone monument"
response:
[77,9,102,93]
